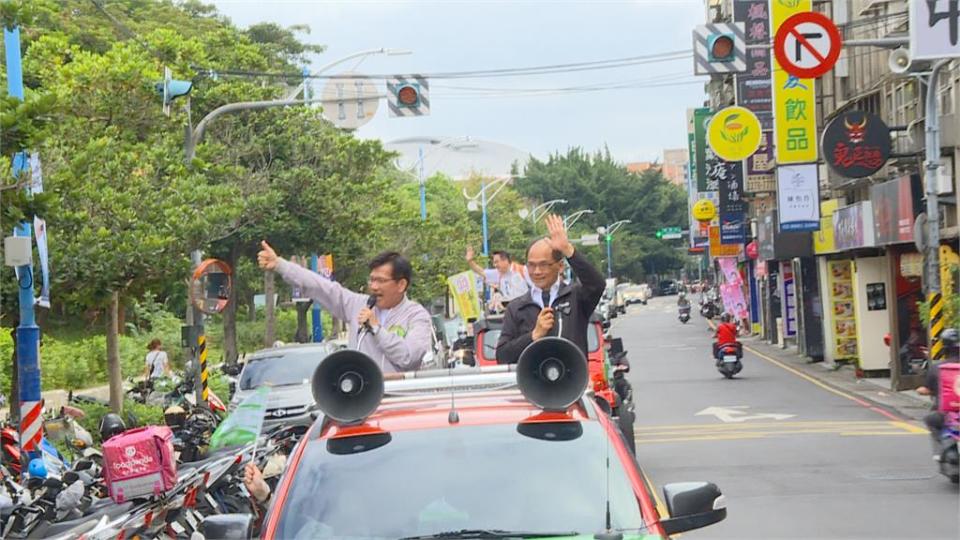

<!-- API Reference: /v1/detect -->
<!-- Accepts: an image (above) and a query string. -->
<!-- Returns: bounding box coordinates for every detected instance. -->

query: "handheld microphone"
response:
[358,295,378,336]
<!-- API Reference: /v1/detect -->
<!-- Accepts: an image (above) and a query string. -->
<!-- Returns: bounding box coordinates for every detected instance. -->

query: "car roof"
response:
[246,341,342,361]
[319,389,593,438]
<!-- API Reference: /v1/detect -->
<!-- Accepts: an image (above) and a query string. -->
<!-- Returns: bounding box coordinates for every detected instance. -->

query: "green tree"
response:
[516,149,690,282]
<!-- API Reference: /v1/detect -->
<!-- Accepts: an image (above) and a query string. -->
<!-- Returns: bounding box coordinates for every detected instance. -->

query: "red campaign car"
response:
[201,343,728,540]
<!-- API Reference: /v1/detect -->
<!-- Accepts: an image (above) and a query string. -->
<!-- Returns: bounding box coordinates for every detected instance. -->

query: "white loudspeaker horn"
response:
[888,48,912,75]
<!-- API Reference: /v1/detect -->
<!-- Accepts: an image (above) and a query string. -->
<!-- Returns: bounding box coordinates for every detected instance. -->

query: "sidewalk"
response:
[740,334,933,422]
[0,384,110,422]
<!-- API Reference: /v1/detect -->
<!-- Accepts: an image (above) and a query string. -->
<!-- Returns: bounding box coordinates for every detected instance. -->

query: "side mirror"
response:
[222,363,242,377]
[659,482,727,535]
[200,514,254,540]
[601,320,611,330]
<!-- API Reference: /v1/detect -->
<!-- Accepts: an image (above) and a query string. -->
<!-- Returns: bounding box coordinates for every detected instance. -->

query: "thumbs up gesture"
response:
[258,241,279,271]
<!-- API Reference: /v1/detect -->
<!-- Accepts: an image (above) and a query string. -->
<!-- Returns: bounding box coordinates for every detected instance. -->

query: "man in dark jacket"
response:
[496,214,606,364]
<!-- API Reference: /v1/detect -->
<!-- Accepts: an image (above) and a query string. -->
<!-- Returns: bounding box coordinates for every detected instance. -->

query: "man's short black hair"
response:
[491,250,512,262]
[369,251,413,285]
[525,238,563,262]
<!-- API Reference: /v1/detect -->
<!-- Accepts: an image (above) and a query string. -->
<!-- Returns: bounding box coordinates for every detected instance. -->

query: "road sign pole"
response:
[924,59,950,361]
[6,25,43,457]
[606,235,613,278]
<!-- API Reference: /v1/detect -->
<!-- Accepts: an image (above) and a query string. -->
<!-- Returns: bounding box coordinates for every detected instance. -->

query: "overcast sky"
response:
[209,0,708,163]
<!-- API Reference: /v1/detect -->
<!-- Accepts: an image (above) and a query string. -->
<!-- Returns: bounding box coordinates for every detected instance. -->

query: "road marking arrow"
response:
[695,406,795,423]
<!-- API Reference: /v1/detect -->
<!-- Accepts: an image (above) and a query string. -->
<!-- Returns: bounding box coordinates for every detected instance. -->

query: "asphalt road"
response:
[614,296,959,540]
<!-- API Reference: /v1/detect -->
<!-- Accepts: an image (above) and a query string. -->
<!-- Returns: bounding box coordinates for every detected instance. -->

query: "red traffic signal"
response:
[397,84,420,107]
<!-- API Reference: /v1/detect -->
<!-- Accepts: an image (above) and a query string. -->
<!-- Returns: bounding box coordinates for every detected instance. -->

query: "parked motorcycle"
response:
[714,341,743,379]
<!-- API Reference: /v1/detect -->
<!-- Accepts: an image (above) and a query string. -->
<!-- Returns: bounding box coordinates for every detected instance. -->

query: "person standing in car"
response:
[258,242,432,373]
[496,215,605,363]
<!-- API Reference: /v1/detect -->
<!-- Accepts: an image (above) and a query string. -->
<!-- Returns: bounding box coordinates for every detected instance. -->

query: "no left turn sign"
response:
[774,11,842,79]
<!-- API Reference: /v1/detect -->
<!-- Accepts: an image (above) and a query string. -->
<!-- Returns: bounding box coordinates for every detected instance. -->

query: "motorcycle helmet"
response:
[27,457,47,479]
[720,313,732,323]
[164,405,187,428]
[942,328,959,351]
[99,413,126,442]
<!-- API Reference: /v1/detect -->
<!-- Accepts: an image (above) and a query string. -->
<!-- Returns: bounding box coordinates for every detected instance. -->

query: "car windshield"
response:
[239,349,331,390]
[273,422,647,539]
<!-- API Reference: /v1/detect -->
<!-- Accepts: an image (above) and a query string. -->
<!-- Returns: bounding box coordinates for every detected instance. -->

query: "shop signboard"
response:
[813,199,842,254]
[718,161,746,245]
[734,0,774,130]
[833,201,876,251]
[745,131,776,193]
[693,108,714,192]
[828,260,858,360]
[709,225,742,258]
[771,0,817,165]
[870,174,923,245]
[821,111,891,179]
[776,163,821,232]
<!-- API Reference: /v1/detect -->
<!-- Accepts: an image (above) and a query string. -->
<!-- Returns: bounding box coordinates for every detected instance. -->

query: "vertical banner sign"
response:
[781,261,797,337]
[693,108,714,192]
[734,0,774,130]
[828,260,857,360]
[33,217,50,308]
[745,131,776,193]
[771,0,818,164]
[776,163,820,231]
[718,162,747,244]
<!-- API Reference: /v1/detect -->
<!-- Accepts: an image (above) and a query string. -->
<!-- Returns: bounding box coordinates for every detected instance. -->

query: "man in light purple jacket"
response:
[257,241,433,373]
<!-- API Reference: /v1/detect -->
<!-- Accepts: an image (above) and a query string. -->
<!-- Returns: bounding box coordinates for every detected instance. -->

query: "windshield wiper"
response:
[399,529,580,539]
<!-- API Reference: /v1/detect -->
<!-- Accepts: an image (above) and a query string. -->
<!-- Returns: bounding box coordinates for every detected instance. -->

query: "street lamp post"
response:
[521,199,567,222]
[463,177,512,257]
[598,220,631,279]
[563,209,594,229]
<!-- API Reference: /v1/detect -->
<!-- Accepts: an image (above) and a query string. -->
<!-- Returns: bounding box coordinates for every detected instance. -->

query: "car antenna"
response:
[593,419,622,540]
[447,362,459,424]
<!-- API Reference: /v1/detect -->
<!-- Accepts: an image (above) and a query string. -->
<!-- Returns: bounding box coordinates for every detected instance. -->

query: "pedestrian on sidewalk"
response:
[144,339,172,381]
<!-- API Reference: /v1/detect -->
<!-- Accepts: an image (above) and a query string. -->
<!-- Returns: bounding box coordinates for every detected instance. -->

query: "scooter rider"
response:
[714,313,738,359]
[917,328,960,455]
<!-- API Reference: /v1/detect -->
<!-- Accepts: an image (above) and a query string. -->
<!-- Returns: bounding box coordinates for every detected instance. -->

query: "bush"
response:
[74,399,165,444]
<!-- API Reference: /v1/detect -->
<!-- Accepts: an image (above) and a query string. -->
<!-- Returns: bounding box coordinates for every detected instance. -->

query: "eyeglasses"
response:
[368,276,396,285]
[526,262,558,271]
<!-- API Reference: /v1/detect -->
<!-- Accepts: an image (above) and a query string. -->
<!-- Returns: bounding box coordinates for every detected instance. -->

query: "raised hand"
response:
[258,241,279,271]
[544,214,574,258]
[465,245,475,261]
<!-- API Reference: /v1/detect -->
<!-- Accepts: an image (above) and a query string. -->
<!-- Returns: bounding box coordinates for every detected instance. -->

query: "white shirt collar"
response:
[531,280,561,308]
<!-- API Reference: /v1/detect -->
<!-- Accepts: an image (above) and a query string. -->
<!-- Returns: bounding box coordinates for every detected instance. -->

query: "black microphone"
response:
[359,295,378,335]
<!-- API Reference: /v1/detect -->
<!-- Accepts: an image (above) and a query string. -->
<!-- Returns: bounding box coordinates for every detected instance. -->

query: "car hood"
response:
[232,383,314,410]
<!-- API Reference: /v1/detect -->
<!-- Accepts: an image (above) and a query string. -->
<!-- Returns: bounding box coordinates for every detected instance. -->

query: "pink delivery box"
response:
[102,425,177,503]
[938,363,960,414]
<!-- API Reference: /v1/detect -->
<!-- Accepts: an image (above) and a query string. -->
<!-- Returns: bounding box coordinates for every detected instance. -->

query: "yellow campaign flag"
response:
[447,271,481,321]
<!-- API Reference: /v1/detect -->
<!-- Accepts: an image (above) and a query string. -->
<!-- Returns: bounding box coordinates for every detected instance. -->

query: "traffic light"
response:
[655,230,663,239]
[155,67,193,114]
[707,32,736,62]
[605,234,612,243]
[395,82,421,108]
